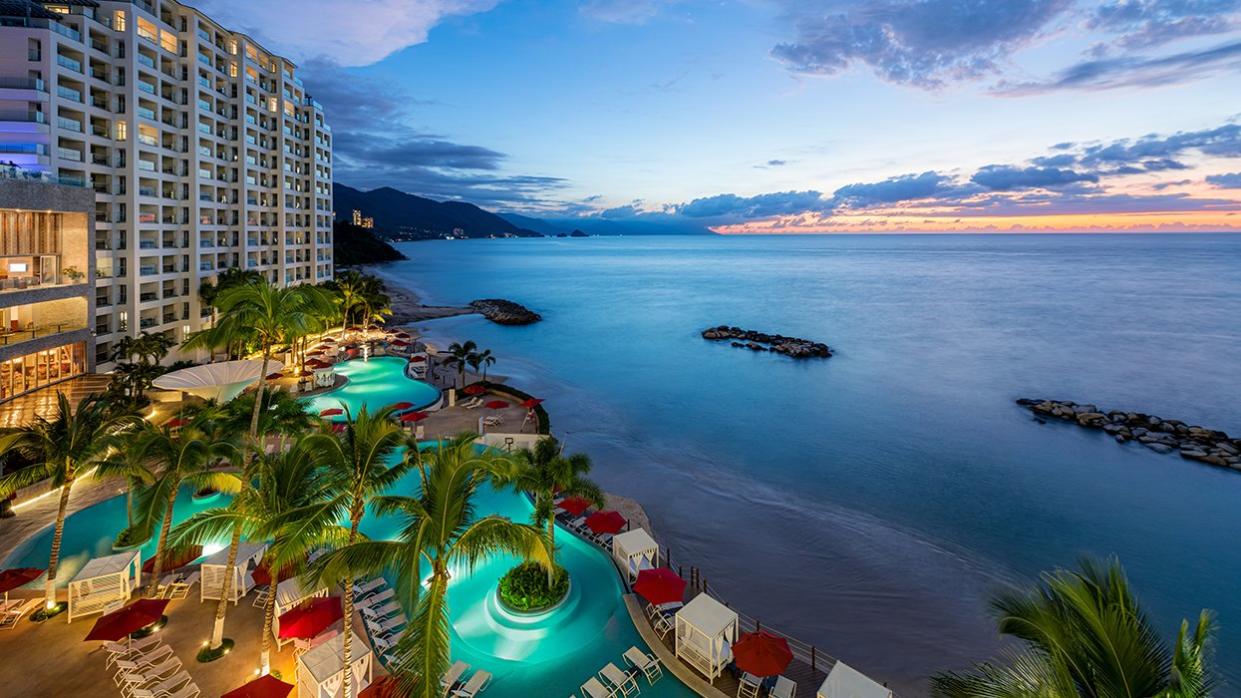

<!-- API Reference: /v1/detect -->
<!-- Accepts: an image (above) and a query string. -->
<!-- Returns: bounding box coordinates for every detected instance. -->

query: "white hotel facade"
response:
[0,0,333,369]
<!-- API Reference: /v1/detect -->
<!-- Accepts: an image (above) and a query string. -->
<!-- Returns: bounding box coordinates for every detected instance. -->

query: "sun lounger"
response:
[600,663,639,697]
[650,613,673,640]
[362,600,402,620]
[372,629,405,653]
[127,669,192,698]
[104,636,162,667]
[441,660,470,694]
[131,680,200,698]
[623,646,662,683]
[368,614,407,637]
[482,416,502,426]
[0,598,36,629]
[462,397,484,410]
[112,646,174,684]
[166,571,198,600]
[358,588,395,609]
[450,670,491,697]
[770,676,797,698]
[580,677,613,698]
[354,578,385,598]
[737,672,762,698]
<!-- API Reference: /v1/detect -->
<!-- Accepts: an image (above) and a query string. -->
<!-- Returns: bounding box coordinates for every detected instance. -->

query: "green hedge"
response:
[497,562,568,613]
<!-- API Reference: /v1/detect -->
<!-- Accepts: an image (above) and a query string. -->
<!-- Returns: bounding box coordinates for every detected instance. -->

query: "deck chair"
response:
[167,572,198,600]
[579,678,612,698]
[651,612,673,639]
[0,598,36,629]
[600,663,639,697]
[251,585,271,608]
[358,588,395,609]
[450,670,491,697]
[354,578,385,598]
[372,629,405,653]
[369,614,407,637]
[362,600,401,620]
[129,669,192,698]
[771,676,797,698]
[737,673,762,698]
[440,661,470,694]
[623,646,662,683]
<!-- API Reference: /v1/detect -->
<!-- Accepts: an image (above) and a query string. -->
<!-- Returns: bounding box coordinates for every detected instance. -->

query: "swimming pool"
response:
[302,356,441,419]
[3,358,696,696]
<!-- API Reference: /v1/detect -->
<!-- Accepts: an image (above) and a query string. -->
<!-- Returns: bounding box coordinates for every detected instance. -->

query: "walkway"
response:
[0,374,110,428]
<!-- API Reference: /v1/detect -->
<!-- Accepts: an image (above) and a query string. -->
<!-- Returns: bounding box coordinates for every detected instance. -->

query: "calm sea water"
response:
[380,234,1241,695]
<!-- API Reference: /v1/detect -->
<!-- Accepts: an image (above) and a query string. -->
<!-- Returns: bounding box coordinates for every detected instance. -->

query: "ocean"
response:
[378,234,1241,695]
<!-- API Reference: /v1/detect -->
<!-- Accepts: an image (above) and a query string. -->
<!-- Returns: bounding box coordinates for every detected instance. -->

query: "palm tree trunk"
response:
[546,509,557,587]
[250,347,271,438]
[44,478,73,609]
[260,571,277,674]
[145,488,178,597]
[210,524,241,648]
[340,516,362,698]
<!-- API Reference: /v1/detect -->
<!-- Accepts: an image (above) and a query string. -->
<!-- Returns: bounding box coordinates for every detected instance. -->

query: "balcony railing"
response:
[0,321,88,347]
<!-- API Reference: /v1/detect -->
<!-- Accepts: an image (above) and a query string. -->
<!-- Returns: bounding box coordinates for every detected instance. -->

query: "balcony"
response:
[0,320,88,348]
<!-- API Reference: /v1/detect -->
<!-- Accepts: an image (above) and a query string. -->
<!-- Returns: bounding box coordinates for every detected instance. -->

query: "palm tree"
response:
[171,438,342,674]
[0,395,137,610]
[443,341,477,389]
[308,434,552,698]
[504,437,602,585]
[182,278,334,652]
[112,408,241,597]
[285,406,412,697]
[226,386,316,452]
[476,349,496,381]
[931,558,1215,698]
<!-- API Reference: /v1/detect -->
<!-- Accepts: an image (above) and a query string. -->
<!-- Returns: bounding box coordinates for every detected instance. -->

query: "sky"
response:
[193,0,1241,233]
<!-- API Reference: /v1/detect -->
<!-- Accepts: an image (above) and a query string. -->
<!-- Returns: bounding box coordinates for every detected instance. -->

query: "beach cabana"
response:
[296,629,373,698]
[818,661,892,698]
[201,542,267,604]
[674,593,738,680]
[67,550,141,622]
[273,576,328,647]
[612,528,659,582]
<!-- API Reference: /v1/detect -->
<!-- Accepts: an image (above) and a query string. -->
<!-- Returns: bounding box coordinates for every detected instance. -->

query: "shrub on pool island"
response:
[498,562,569,613]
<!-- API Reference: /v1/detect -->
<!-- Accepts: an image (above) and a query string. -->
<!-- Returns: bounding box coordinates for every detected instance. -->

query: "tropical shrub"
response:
[498,561,569,613]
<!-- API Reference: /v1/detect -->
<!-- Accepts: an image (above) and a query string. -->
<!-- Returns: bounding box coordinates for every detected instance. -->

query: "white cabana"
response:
[200,542,267,604]
[152,359,284,403]
[273,576,328,647]
[297,629,373,698]
[674,593,738,680]
[612,528,659,583]
[67,550,141,622]
[313,367,335,388]
[818,661,892,698]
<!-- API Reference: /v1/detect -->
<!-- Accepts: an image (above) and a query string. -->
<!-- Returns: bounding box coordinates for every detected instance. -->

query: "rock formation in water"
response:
[701,326,832,358]
[1016,398,1241,472]
[470,299,542,325]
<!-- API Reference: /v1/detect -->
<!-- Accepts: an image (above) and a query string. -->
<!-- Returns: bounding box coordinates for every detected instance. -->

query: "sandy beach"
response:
[363,264,476,324]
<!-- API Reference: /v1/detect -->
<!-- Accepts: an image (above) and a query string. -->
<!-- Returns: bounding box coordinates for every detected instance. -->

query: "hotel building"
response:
[0,0,333,370]
[0,176,95,401]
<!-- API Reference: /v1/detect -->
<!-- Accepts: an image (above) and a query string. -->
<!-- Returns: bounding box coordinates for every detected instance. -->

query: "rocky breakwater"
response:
[1017,398,1241,472]
[701,325,832,359]
[470,299,542,325]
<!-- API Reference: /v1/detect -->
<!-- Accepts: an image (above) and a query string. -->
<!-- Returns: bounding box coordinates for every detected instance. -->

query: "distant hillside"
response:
[500,213,715,237]
[334,184,541,239]
[333,221,406,266]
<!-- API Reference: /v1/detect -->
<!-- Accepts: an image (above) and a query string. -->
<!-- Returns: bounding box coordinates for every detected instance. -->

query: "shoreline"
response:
[363,264,477,323]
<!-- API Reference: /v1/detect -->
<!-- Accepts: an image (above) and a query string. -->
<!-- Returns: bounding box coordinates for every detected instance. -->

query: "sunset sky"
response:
[196,0,1241,232]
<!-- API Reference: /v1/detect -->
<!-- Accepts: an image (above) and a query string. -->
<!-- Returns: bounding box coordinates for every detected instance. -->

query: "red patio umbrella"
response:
[520,398,544,409]
[165,417,185,429]
[321,337,337,343]
[732,630,794,677]
[319,408,343,417]
[84,599,169,641]
[585,510,627,535]
[266,372,284,381]
[305,359,329,369]
[389,401,414,410]
[222,674,295,698]
[390,340,410,347]
[359,676,402,698]
[0,568,44,599]
[632,568,685,606]
[400,411,429,423]
[141,545,202,575]
[462,384,486,396]
[332,422,347,433]
[559,496,593,517]
[306,350,324,356]
[484,400,509,410]
[347,326,361,331]
[278,596,343,640]
[251,556,299,587]
[408,355,427,363]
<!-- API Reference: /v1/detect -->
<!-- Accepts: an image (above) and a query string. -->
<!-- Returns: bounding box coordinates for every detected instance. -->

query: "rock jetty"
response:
[1016,398,1241,472]
[701,326,832,359]
[470,299,542,325]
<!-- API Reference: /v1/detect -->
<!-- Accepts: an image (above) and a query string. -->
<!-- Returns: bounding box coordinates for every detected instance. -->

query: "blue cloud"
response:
[676,191,831,218]
[771,0,1074,88]
[832,171,957,204]
[1089,0,1241,49]
[971,165,1100,190]
[1079,123,1241,164]
[998,39,1241,93]
[1206,171,1241,187]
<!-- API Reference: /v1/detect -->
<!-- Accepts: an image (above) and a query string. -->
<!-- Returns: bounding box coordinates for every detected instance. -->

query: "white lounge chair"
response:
[362,600,402,620]
[451,670,491,697]
[166,571,198,600]
[113,646,175,684]
[623,646,662,683]
[462,398,484,410]
[580,678,612,698]
[372,629,405,653]
[650,612,673,639]
[771,676,797,698]
[129,669,192,698]
[482,415,502,426]
[104,636,162,668]
[132,681,200,698]
[252,585,271,608]
[369,614,407,637]
[600,663,639,697]
[354,578,385,598]
[358,587,395,609]
[0,598,36,629]
[441,660,470,694]
[737,673,762,698]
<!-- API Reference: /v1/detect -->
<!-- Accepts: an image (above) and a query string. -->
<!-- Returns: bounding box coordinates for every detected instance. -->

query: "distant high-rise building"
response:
[0,0,334,369]
[350,209,373,229]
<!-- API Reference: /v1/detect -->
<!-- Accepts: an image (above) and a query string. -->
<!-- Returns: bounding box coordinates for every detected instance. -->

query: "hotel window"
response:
[0,343,86,401]
[112,10,126,31]
[115,121,127,140]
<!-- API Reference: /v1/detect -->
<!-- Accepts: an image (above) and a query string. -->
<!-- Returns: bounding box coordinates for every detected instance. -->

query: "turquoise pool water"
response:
[302,356,441,419]
[3,357,695,696]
